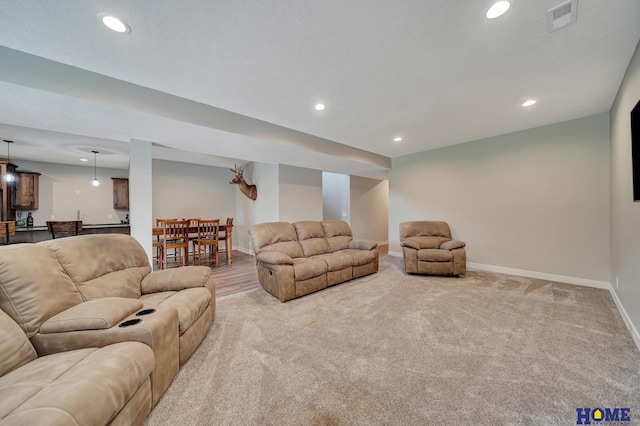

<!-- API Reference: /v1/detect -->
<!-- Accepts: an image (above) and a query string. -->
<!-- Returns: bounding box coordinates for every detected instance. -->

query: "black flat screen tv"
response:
[632,99,640,201]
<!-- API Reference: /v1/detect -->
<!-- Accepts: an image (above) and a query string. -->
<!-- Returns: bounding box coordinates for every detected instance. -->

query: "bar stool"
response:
[47,221,82,239]
[0,221,15,245]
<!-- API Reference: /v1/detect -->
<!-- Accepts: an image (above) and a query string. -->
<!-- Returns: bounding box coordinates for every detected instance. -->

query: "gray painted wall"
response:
[16,160,129,226]
[322,172,350,222]
[152,159,236,222]
[389,113,610,284]
[610,40,640,341]
[279,165,323,223]
[234,162,280,253]
[350,176,388,243]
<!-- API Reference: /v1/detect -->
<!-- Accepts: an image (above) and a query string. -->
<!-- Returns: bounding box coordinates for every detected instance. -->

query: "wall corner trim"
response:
[608,286,640,353]
[467,262,640,352]
[467,262,609,289]
[233,246,253,256]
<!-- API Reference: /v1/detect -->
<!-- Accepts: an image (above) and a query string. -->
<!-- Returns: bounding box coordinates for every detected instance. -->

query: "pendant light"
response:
[2,140,15,183]
[91,150,100,187]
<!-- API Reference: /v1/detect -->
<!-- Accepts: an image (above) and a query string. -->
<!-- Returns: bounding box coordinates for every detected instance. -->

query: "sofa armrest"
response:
[400,239,420,249]
[255,251,294,265]
[439,240,466,250]
[141,266,211,294]
[39,298,143,333]
[349,239,378,250]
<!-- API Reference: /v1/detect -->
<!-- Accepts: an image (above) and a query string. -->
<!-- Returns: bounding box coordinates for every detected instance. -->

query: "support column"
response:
[129,139,153,263]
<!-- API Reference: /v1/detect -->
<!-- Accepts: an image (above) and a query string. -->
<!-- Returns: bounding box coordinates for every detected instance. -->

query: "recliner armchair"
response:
[399,221,466,276]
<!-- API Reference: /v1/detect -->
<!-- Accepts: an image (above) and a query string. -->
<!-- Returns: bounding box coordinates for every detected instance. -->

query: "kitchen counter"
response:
[15,223,130,232]
[10,223,130,244]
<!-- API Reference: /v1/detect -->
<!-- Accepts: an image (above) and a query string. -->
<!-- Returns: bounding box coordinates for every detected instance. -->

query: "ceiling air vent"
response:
[547,0,577,32]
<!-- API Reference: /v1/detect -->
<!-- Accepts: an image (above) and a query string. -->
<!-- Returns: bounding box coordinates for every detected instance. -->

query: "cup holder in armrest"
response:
[119,318,142,328]
[136,308,156,316]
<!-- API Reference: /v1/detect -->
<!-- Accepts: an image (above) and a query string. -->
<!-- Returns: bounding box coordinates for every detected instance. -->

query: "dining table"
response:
[152,223,233,265]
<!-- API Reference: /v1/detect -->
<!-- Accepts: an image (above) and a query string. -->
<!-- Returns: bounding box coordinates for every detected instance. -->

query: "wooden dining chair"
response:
[192,219,220,267]
[160,219,189,269]
[218,217,233,264]
[152,239,163,267]
[155,218,177,266]
[184,217,200,259]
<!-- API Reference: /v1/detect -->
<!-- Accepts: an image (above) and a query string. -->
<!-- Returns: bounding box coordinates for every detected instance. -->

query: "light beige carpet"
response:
[144,257,640,425]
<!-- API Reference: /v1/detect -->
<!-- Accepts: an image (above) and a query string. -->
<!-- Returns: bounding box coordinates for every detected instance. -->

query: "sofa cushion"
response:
[341,249,378,267]
[294,221,330,257]
[321,221,353,252]
[0,310,37,378]
[311,253,353,271]
[418,249,454,262]
[39,298,144,334]
[0,342,153,424]
[137,291,176,307]
[139,288,211,335]
[349,239,378,250]
[0,244,84,338]
[292,258,327,281]
[140,266,211,293]
[403,236,450,249]
[249,222,304,259]
[440,240,466,250]
[255,251,294,265]
[40,235,151,300]
[400,221,452,239]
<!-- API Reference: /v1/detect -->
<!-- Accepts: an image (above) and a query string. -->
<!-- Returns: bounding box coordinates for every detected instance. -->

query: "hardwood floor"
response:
[156,244,389,299]
[209,251,261,298]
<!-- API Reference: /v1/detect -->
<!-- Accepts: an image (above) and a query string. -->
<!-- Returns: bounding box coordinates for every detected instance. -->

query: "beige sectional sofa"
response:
[0,234,216,424]
[0,309,154,426]
[249,220,378,301]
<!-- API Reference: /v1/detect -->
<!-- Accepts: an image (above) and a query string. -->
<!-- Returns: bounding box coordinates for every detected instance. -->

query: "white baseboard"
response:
[467,262,639,352]
[232,245,253,255]
[388,251,402,257]
[467,262,610,289]
[607,286,640,352]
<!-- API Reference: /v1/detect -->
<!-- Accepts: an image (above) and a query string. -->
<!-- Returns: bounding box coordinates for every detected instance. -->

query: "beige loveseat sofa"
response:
[400,221,466,276]
[0,234,215,416]
[249,220,378,302]
[0,308,154,425]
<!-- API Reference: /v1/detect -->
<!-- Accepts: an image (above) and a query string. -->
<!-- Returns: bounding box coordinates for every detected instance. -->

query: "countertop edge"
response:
[16,224,130,232]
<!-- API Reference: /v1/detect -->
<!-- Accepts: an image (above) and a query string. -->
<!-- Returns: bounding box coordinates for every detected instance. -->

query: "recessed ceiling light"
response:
[486,1,511,19]
[393,137,403,142]
[314,103,326,111]
[80,158,89,162]
[98,14,131,33]
[522,99,537,107]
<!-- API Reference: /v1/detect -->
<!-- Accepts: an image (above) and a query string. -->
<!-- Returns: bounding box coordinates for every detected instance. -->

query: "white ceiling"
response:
[0,0,638,179]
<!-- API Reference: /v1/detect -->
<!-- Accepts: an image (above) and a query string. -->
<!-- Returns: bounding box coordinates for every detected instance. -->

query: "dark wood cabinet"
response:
[112,178,129,210]
[13,172,40,210]
[0,161,17,221]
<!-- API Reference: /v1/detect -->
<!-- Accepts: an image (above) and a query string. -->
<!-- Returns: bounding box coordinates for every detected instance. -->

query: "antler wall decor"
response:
[230,164,257,200]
